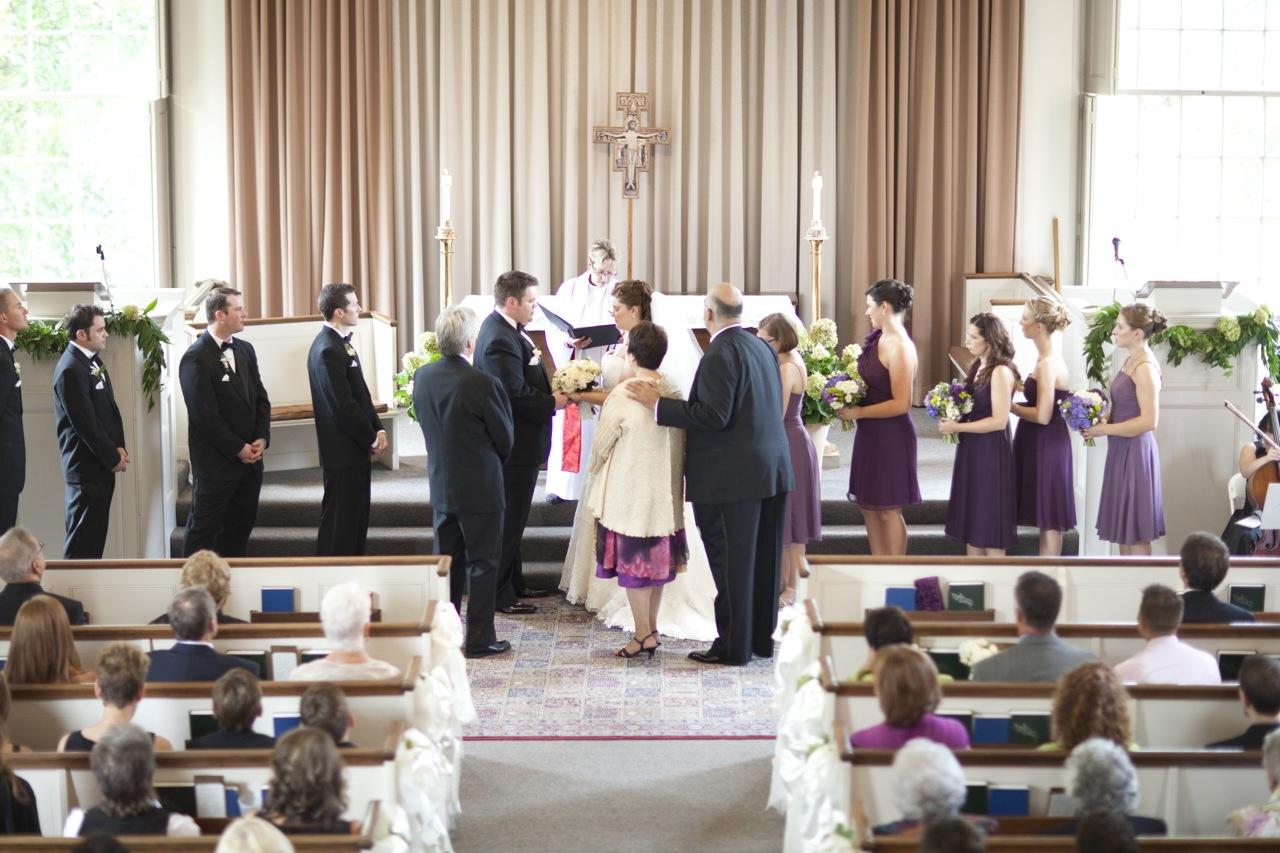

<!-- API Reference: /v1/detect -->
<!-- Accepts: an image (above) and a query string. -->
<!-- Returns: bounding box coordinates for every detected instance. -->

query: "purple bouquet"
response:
[820,371,867,431]
[1058,388,1109,447]
[925,380,974,445]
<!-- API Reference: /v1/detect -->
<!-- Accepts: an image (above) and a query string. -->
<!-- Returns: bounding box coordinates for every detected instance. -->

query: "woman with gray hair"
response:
[1229,727,1280,836]
[1042,738,1167,836]
[287,582,400,680]
[869,738,995,837]
[61,724,199,836]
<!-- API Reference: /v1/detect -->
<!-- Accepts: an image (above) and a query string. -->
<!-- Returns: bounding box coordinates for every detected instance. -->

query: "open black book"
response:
[538,303,622,349]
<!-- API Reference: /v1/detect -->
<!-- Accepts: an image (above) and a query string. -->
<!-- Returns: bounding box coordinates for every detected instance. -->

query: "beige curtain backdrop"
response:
[226,0,396,319]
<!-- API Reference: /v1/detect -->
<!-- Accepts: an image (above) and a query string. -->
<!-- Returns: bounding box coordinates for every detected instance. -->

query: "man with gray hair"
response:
[146,586,261,681]
[0,526,86,625]
[1044,738,1168,836]
[413,305,515,657]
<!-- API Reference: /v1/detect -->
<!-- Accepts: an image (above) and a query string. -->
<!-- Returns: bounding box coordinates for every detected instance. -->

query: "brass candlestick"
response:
[806,221,828,321]
[435,222,456,311]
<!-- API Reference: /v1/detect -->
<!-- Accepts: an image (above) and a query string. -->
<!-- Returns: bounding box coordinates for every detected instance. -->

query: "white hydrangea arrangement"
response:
[393,332,442,421]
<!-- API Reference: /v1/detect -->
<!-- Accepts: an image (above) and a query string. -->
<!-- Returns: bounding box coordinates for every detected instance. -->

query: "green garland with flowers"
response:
[797,317,863,427]
[13,300,170,410]
[1083,302,1280,386]
[392,331,443,421]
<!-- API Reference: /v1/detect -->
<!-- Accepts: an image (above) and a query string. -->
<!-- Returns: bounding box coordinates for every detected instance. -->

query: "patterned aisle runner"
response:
[463,597,776,738]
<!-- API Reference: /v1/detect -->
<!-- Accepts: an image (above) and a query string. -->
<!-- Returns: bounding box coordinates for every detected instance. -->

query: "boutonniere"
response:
[219,353,232,373]
[529,346,543,366]
[89,363,106,381]
[344,343,357,359]
[12,361,18,376]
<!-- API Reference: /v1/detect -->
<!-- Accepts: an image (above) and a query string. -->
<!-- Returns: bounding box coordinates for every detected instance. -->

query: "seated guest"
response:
[288,582,400,681]
[260,727,355,835]
[853,606,951,683]
[0,678,29,754]
[1228,727,1280,837]
[1075,811,1138,853]
[1041,738,1167,836]
[61,724,199,837]
[300,683,355,748]
[216,816,294,852]
[1209,654,1280,748]
[147,587,261,681]
[1113,584,1220,685]
[58,642,174,752]
[149,550,246,625]
[1180,531,1254,623]
[919,816,985,853]
[5,595,93,684]
[870,739,993,836]
[0,682,39,833]
[188,669,275,750]
[850,646,969,750]
[1041,662,1135,751]
[0,527,86,625]
[970,570,1095,682]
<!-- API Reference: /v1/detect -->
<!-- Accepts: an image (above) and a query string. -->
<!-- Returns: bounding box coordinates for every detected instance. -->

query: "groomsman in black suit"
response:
[308,283,387,556]
[179,286,271,557]
[630,283,793,665]
[0,287,28,532]
[413,305,514,657]
[52,304,127,559]
[473,271,568,614]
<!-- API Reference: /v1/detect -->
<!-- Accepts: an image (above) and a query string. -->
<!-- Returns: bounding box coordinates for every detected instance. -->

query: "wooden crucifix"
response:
[593,92,670,277]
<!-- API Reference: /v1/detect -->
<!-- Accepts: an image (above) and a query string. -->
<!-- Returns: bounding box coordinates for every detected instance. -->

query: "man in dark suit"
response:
[179,286,271,557]
[0,526,86,625]
[0,287,28,531]
[147,587,261,682]
[307,283,387,556]
[1179,531,1256,623]
[473,271,568,614]
[187,668,275,749]
[52,304,126,559]
[1207,654,1280,748]
[413,305,514,657]
[629,283,793,665]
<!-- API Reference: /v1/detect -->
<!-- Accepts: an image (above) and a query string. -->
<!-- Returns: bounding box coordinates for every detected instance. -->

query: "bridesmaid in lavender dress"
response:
[1011,297,1076,555]
[1084,303,1167,556]
[940,313,1019,555]
[757,313,821,607]
[837,280,921,555]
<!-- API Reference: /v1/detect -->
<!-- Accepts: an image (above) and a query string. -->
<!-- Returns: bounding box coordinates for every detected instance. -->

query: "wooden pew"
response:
[38,556,451,626]
[866,838,1278,851]
[7,657,421,751]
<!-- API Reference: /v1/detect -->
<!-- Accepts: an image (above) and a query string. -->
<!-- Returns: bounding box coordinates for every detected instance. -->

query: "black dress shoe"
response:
[517,587,554,598]
[688,649,738,665]
[464,640,511,659]
[546,494,563,505]
[498,602,537,615]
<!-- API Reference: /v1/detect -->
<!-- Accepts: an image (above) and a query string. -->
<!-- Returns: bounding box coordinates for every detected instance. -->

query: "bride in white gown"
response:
[558,283,718,642]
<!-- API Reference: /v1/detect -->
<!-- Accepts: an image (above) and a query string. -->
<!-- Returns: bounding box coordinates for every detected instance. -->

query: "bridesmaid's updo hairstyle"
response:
[866,279,914,314]
[967,312,1020,388]
[626,321,667,371]
[757,313,800,354]
[1119,303,1169,340]
[612,279,653,321]
[1025,296,1071,332]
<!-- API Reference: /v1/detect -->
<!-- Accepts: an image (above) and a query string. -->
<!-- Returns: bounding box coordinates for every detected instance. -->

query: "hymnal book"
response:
[301,649,330,664]
[971,714,1012,746]
[188,709,218,741]
[1229,584,1266,613]
[0,656,7,671]
[947,582,985,612]
[987,785,1031,817]
[194,775,228,818]
[937,709,973,734]
[927,648,970,681]
[1010,711,1052,746]
[260,587,297,613]
[273,713,302,738]
[537,303,622,350]
[1219,649,1257,682]
[269,646,300,681]
[227,649,268,675]
[1046,790,1077,818]
[962,782,989,815]
[884,586,916,611]
[155,783,198,817]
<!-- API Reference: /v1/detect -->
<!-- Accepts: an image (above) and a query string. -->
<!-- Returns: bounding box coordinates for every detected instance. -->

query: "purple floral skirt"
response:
[595,522,689,589]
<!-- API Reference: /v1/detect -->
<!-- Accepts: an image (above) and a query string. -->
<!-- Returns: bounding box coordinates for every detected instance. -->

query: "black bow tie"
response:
[219,340,234,351]
[90,355,102,366]
[342,333,353,344]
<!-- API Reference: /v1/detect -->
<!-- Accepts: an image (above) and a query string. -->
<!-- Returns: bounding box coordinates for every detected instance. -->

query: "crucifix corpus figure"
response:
[593,92,670,199]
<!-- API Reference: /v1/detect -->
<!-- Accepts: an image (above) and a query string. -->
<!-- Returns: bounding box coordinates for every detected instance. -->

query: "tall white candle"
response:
[811,171,822,223]
[441,169,452,223]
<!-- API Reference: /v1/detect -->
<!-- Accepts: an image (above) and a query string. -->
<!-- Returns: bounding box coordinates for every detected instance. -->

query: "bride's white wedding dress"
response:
[559,350,718,642]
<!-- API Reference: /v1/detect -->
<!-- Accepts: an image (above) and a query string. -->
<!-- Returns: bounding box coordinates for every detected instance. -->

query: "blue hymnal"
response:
[884,587,916,611]
[987,785,1031,817]
[273,713,302,737]
[225,789,241,818]
[261,588,296,613]
[971,715,1011,745]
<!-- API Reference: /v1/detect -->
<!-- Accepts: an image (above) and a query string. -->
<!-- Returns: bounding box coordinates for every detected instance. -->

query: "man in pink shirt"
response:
[1114,584,1221,685]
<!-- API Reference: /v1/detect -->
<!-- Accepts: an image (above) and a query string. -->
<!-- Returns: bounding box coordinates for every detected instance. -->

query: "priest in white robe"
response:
[545,239,619,503]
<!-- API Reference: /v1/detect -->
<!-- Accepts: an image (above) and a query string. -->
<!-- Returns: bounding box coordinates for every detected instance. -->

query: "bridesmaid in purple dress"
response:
[1084,303,1167,556]
[758,314,821,606]
[1010,297,1076,555]
[940,313,1018,555]
[837,280,921,555]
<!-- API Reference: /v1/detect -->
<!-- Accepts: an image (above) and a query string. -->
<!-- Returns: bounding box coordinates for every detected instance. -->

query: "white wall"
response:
[169,0,230,298]
[1015,0,1086,288]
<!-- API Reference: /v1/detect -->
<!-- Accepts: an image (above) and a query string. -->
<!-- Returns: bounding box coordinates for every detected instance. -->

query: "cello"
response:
[1247,378,1280,512]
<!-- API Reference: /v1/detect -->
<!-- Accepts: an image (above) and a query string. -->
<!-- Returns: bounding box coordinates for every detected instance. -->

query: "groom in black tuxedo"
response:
[473,271,568,614]
[0,288,29,532]
[630,283,793,665]
[308,283,387,556]
[52,304,127,559]
[179,286,271,557]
